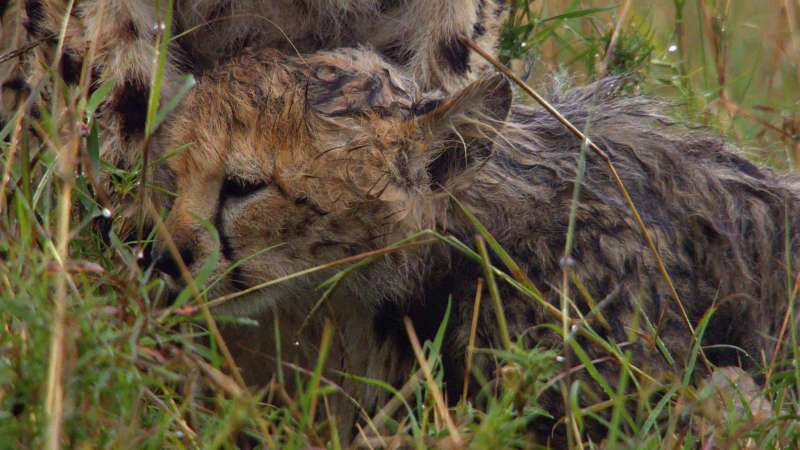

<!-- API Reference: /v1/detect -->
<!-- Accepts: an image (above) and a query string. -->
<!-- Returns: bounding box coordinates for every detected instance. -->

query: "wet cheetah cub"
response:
[152,47,799,442]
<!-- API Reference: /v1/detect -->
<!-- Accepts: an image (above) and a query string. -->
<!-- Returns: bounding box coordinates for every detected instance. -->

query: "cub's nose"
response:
[151,246,195,280]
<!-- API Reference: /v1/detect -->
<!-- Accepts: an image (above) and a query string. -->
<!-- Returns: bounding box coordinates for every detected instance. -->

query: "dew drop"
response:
[293,340,300,347]
[668,44,678,53]
[559,256,576,269]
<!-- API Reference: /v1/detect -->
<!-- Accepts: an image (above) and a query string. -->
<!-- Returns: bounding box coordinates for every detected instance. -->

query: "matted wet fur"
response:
[0,0,506,180]
[148,47,800,445]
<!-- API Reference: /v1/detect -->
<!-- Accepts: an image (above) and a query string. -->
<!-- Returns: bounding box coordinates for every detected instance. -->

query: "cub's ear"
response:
[415,74,512,188]
[418,74,512,132]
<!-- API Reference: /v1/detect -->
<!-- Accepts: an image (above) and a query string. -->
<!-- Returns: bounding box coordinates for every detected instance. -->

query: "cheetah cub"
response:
[153,47,798,443]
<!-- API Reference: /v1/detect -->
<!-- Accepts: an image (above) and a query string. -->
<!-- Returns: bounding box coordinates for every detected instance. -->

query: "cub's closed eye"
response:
[221,176,269,198]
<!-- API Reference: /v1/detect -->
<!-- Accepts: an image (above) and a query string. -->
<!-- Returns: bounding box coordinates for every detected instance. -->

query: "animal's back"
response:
[459,80,800,372]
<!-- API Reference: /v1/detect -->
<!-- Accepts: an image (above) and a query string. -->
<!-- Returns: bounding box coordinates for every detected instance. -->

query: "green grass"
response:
[2,1,800,448]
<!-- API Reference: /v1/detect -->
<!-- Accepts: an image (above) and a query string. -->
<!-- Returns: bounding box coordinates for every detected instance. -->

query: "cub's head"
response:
[152,48,512,314]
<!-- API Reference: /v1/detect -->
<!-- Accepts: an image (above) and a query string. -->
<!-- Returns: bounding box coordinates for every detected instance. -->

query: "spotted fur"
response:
[1,0,506,165]
[151,48,800,443]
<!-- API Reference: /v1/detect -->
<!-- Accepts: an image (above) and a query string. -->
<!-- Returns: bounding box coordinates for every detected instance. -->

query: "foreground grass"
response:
[1,0,800,448]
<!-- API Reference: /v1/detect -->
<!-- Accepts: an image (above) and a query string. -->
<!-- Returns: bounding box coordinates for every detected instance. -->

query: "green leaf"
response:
[151,74,196,133]
[431,297,452,354]
[144,0,176,136]
[681,306,715,387]
[87,119,101,180]
[540,7,615,23]
[450,195,544,298]
[86,77,117,120]
[640,385,679,436]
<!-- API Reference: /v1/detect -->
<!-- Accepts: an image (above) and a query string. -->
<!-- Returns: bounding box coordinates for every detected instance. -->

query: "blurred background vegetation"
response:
[502,0,800,170]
